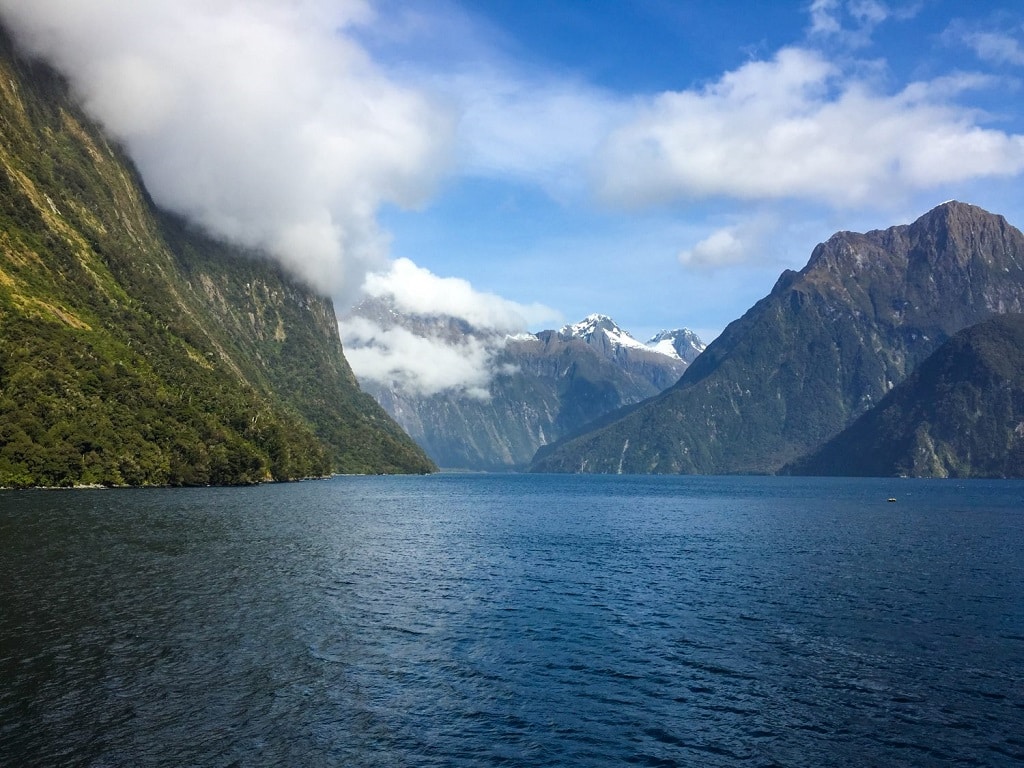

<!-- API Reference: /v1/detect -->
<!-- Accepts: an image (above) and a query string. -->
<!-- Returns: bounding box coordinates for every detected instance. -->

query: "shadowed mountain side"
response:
[785,314,1024,478]
[531,201,1024,474]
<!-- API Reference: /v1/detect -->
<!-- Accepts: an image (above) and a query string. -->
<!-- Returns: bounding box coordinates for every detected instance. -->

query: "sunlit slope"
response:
[0,28,434,486]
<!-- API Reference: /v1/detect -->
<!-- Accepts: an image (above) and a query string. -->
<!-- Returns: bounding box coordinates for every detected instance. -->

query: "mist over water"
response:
[2,475,1022,766]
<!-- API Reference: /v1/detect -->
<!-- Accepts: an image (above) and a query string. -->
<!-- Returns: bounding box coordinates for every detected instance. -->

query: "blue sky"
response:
[363,0,1024,341]
[4,0,1024,394]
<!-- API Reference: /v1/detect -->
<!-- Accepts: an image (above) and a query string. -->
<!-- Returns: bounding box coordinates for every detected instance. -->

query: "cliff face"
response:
[532,202,1024,474]
[0,28,434,486]
[786,314,1024,478]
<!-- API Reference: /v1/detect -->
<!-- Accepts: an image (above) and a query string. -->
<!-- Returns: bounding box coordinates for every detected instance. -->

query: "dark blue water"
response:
[1,475,1022,766]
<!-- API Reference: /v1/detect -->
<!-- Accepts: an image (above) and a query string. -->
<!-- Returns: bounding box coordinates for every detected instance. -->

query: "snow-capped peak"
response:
[560,314,643,350]
[558,314,664,355]
[646,328,706,364]
[559,316,705,363]
[560,313,618,339]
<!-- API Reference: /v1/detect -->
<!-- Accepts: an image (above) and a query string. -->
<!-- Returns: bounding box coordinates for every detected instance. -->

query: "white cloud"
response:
[679,229,749,269]
[443,69,627,198]
[340,316,494,399]
[363,257,559,331]
[678,215,780,269]
[954,27,1024,67]
[340,259,559,399]
[808,0,916,47]
[809,0,845,37]
[597,47,1024,209]
[0,0,453,304]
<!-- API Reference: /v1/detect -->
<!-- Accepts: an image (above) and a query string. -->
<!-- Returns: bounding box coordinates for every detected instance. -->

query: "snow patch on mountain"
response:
[647,328,707,363]
[649,337,683,358]
[561,314,704,362]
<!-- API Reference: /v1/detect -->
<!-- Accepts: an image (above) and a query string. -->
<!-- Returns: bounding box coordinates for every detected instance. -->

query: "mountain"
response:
[531,201,1024,474]
[647,327,706,363]
[560,314,704,368]
[785,313,1024,478]
[343,303,703,470]
[0,27,434,487]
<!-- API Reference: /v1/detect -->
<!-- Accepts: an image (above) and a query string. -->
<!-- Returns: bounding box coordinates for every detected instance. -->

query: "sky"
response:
[3,0,1024,395]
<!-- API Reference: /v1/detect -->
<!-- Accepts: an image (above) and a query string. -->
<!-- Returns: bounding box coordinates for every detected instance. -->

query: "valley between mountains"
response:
[346,201,1024,478]
[2,18,1024,484]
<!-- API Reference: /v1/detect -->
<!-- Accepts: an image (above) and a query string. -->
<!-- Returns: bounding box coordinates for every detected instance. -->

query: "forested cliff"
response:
[0,27,435,486]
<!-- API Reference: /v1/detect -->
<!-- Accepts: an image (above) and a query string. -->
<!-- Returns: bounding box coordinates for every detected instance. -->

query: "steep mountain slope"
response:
[532,202,1024,474]
[786,314,1024,478]
[344,302,703,469]
[0,28,434,486]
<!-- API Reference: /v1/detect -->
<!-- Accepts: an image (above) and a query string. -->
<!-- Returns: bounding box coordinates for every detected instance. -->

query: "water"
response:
[1,474,1022,767]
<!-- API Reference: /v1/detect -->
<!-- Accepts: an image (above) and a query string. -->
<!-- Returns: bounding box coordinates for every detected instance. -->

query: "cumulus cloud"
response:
[340,260,559,398]
[0,0,453,303]
[678,215,781,269]
[364,257,559,331]
[597,47,1024,209]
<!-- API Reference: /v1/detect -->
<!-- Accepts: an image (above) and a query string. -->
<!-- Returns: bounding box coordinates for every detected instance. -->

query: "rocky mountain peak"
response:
[560,313,620,340]
[806,200,1014,277]
[557,314,705,363]
[531,202,1024,476]
[646,328,706,364]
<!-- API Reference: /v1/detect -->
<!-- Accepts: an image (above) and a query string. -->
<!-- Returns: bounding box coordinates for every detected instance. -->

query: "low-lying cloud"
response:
[363,258,558,331]
[340,316,496,399]
[340,259,559,399]
[0,0,452,303]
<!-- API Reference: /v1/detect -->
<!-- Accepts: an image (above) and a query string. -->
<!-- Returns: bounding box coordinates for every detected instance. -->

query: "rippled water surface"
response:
[2,474,1023,766]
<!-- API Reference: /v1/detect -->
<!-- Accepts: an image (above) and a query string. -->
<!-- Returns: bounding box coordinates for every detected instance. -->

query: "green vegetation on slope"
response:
[0,28,434,487]
[785,314,1024,478]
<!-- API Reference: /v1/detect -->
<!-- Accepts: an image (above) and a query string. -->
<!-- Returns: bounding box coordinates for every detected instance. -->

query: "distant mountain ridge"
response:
[560,314,704,365]
[343,303,703,470]
[786,313,1024,478]
[532,201,1024,474]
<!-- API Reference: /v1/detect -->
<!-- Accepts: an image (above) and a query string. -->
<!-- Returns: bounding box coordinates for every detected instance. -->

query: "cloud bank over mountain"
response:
[339,259,559,399]
[0,0,452,304]
[364,258,557,332]
[5,0,1024,363]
